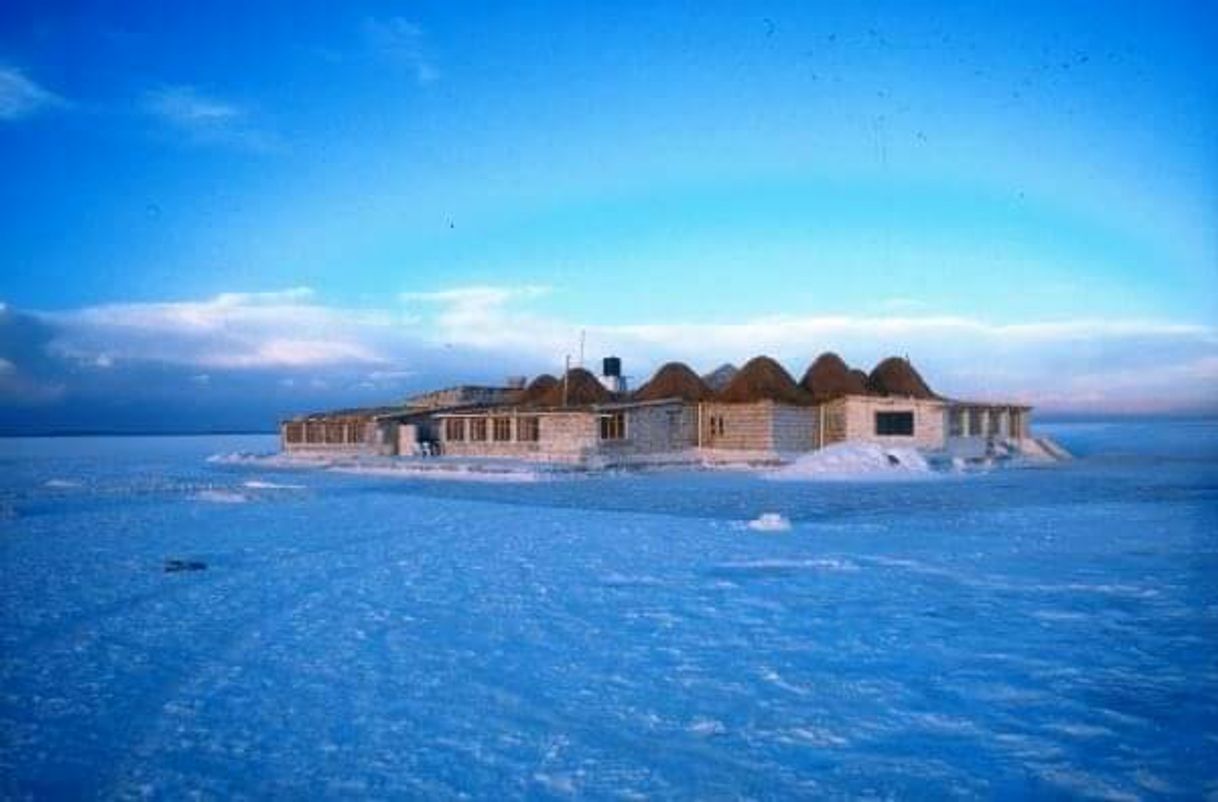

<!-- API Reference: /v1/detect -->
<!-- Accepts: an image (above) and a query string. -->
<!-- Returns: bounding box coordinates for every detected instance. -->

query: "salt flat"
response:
[1,421,1216,799]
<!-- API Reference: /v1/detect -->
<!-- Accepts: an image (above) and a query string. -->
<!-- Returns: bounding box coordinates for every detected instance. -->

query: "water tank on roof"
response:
[603,356,622,377]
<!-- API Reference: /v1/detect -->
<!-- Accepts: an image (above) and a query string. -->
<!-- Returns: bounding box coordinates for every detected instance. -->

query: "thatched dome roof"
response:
[634,362,714,402]
[717,356,812,405]
[518,374,559,405]
[868,356,937,399]
[535,368,614,407]
[800,352,871,401]
[702,363,739,392]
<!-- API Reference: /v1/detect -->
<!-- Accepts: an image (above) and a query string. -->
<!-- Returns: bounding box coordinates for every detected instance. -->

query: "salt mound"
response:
[747,512,792,532]
[766,442,932,480]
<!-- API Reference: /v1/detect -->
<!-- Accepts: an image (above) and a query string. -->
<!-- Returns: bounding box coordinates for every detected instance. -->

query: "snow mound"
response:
[242,480,305,490]
[766,442,932,481]
[747,512,792,532]
[43,478,82,489]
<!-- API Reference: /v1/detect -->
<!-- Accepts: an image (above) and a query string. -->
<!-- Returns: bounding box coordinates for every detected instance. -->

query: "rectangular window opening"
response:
[518,416,540,442]
[599,412,626,441]
[469,418,487,442]
[875,411,915,436]
[493,417,512,442]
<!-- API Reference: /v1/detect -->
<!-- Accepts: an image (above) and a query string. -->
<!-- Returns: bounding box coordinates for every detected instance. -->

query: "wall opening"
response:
[875,411,915,436]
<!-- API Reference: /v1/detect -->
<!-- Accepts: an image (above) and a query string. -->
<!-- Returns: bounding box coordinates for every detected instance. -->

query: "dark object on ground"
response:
[165,559,207,573]
[886,453,901,466]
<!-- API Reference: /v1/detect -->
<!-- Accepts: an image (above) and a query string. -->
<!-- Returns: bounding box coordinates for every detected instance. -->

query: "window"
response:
[968,408,982,435]
[949,408,965,437]
[346,422,364,444]
[469,418,487,441]
[493,417,512,441]
[875,411,914,436]
[445,418,465,441]
[306,422,324,443]
[599,412,626,440]
[285,422,304,443]
[518,416,540,442]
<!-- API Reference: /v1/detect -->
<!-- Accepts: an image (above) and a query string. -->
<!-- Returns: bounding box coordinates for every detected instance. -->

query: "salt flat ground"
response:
[1,421,1216,800]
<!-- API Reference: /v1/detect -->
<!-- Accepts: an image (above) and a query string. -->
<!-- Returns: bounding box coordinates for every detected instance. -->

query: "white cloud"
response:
[400,285,561,351]
[18,285,1218,414]
[214,338,381,368]
[141,85,278,151]
[0,66,64,120]
[40,288,398,369]
[144,86,239,124]
[364,17,439,85]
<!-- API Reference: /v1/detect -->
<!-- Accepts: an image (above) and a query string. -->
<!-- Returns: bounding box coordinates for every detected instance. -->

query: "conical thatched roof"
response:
[800,352,871,401]
[535,368,614,407]
[518,374,559,405]
[717,356,812,405]
[869,356,937,399]
[702,363,739,392]
[850,368,873,392]
[634,362,714,402]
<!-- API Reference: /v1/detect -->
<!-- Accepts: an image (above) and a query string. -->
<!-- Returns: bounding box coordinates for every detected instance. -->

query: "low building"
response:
[279,352,1048,465]
[280,407,399,454]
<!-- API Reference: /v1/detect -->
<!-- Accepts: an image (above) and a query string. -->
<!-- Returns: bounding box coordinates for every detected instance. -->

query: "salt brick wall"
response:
[839,396,947,449]
[280,420,374,453]
[699,402,776,450]
[611,403,697,454]
[822,401,849,445]
[770,404,817,452]
[440,412,598,462]
[441,403,697,462]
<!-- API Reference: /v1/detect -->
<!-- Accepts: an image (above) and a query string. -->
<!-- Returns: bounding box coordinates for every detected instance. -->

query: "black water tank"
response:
[602,356,622,377]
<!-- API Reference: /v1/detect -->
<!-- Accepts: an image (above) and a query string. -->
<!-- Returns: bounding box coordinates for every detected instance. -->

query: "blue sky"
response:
[1,0,1216,431]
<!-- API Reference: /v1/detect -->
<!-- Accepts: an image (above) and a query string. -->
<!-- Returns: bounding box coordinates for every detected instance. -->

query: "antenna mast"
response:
[563,355,570,406]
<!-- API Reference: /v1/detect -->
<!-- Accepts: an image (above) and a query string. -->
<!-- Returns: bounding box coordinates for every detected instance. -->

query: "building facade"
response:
[278,354,1043,465]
